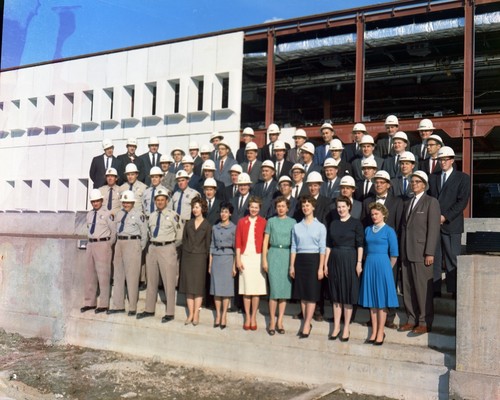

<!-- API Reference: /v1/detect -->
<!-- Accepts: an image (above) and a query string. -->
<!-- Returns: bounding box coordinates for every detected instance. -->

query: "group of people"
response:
[82,116,470,345]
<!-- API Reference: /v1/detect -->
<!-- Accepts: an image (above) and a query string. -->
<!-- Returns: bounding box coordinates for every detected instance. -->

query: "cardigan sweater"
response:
[235,215,267,254]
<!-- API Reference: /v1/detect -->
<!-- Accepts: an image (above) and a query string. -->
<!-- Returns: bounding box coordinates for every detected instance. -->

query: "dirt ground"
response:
[0,329,394,400]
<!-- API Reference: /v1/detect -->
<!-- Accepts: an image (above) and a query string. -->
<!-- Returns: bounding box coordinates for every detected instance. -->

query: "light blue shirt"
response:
[291,218,326,254]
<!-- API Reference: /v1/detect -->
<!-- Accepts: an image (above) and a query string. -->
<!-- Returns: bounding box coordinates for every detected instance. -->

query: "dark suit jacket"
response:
[89,154,123,189]
[139,151,162,186]
[224,184,239,201]
[336,159,352,178]
[294,195,332,226]
[230,194,250,224]
[251,180,279,217]
[343,143,363,163]
[351,156,384,182]
[374,135,396,159]
[205,198,222,226]
[390,176,415,201]
[196,177,227,201]
[410,142,428,162]
[320,178,341,200]
[303,163,322,179]
[313,144,332,166]
[169,162,184,174]
[420,158,442,176]
[361,192,403,233]
[354,180,376,202]
[241,160,263,184]
[400,194,441,262]
[428,170,470,234]
[260,142,290,162]
[287,147,301,165]
[215,158,237,187]
[267,195,299,221]
[275,160,294,180]
[193,155,203,176]
[117,153,146,183]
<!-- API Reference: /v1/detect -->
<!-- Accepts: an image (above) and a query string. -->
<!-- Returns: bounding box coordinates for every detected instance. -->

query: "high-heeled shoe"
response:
[243,324,251,330]
[213,322,220,328]
[364,338,376,344]
[373,333,386,346]
[220,324,226,330]
[328,333,339,341]
[299,324,312,339]
[250,324,257,331]
[184,318,193,325]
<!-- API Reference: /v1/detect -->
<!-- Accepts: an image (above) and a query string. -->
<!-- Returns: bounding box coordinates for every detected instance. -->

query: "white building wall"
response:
[0,32,244,211]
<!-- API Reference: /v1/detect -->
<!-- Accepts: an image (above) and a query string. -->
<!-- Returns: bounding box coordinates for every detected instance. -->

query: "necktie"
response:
[107,187,113,210]
[106,157,110,169]
[407,197,416,218]
[304,164,308,174]
[119,211,128,233]
[388,137,392,154]
[395,154,399,166]
[239,196,243,211]
[176,191,184,215]
[208,199,212,212]
[264,182,268,193]
[328,181,333,195]
[270,143,274,154]
[233,186,237,197]
[294,185,299,198]
[431,159,437,173]
[150,187,156,213]
[364,180,369,196]
[377,196,386,203]
[325,144,329,156]
[153,212,161,237]
[248,161,252,173]
[220,159,224,171]
[441,173,446,188]
[276,162,281,177]
[152,154,156,166]
[89,210,97,235]
[421,143,427,159]
[403,177,408,193]
[129,183,133,191]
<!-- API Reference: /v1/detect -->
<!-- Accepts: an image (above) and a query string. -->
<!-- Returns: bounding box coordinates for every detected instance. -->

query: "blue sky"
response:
[2,0,379,69]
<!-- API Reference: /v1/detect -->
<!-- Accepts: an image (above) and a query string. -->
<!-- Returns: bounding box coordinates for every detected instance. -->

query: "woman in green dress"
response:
[262,196,296,335]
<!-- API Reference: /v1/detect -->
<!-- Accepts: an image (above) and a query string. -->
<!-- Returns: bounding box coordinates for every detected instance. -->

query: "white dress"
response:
[239,218,267,295]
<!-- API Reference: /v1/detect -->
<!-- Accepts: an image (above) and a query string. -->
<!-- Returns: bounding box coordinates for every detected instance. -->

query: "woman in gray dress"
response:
[208,201,236,329]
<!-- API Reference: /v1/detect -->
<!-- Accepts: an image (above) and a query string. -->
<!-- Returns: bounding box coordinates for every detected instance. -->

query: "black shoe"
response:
[268,329,276,336]
[128,311,137,317]
[95,307,108,314]
[220,325,227,330]
[299,324,312,339]
[161,315,174,323]
[364,338,375,344]
[106,309,125,315]
[339,335,350,342]
[139,282,147,291]
[80,306,96,313]
[136,311,155,319]
[373,333,386,346]
[214,323,220,328]
[328,333,339,341]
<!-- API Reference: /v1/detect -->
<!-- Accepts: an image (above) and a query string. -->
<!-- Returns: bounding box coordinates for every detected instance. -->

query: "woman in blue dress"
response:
[358,202,399,346]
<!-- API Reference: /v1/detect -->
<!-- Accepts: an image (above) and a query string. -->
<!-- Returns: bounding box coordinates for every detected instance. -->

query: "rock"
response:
[121,392,137,398]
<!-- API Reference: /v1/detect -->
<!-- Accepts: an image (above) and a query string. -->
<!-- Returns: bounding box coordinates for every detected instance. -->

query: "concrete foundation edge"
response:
[449,370,500,400]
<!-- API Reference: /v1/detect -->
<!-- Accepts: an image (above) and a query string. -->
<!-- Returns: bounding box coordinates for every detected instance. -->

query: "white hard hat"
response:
[373,170,391,182]
[329,138,344,151]
[200,144,213,153]
[361,158,378,169]
[148,136,160,145]
[437,146,455,158]
[182,155,194,164]
[105,167,118,176]
[399,151,416,163]
[245,142,259,152]
[102,139,113,150]
[217,140,231,150]
[150,166,163,176]
[320,122,334,132]
[267,123,280,134]
[340,176,356,188]
[210,132,224,142]
[237,173,252,185]
[385,115,399,126]
[188,141,199,150]
[175,170,189,180]
[323,158,340,168]
[300,142,315,155]
[120,190,136,202]
[293,129,307,138]
[278,175,292,184]
[411,170,429,185]
[125,163,139,174]
[89,189,104,201]
[126,138,137,147]
[170,147,185,156]
[427,134,444,146]
[203,178,218,188]
[352,123,367,132]
[291,163,305,172]
[261,160,275,170]
[360,135,375,145]
[154,188,170,199]
[159,154,173,163]
[393,131,409,143]
[202,159,216,170]
[418,119,435,131]
[230,164,243,174]
[242,127,255,136]
[273,140,287,151]
[306,171,324,184]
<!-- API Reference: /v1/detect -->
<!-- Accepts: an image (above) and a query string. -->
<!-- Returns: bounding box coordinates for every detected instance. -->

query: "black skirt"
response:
[293,253,321,302]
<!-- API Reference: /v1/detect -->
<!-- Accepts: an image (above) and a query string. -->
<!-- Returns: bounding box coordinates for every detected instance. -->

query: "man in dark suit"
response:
[210,132,235,161]
[169,147,185,174]
[399,171,441,335]
[313,122,336,166]
[287,129,308,165]
[117,138,146,183]
[300,143,322,178]
[383,131,418,178]
[230,173,252,224]
[375,115,399,159]
[390,151,416,201]
[420,134,443,176]
[188,141,203,176]
[273,140,294,180]
[290,163,309,200]
[410,119,435,163]
[138,136,162,186]
[181,155,201,190]
[428,147,470,298]
[320,158,341,200]
[89,139,123,189]
[195,145,213,176]
[196,159,226,201]
[260,123,290,162]
[240,142,262,184]
[214,141,237,187]
[236,127,260,164]
[251,160,278,218]
[343,123,366,163]
[203,178,222,226]
[351,135,383,182]
[328,139,352,178]
[354,158,377,202]
[224,164,242,201]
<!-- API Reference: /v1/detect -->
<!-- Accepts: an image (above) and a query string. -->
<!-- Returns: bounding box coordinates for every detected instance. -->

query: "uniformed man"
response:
[169,170,200,222]
[99,167,121,216]
[120,163,148,213]
[137,189,184,323]
[108,190,148,316]
[80,189,117,314]
[159,154,176,192]
[143,167,168,219]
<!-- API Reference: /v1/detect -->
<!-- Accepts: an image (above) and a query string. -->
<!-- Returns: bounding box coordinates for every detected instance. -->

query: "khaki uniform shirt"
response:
[120,181,148,213]
[148,209,184,246]
[142,184,168,218]
[87,207,117,244]
[99,184,121,216]
[169,187,200,221]
[115,208,148,249]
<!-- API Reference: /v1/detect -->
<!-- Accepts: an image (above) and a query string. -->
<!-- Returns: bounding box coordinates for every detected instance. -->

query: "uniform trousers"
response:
[112,239,141,311]
[433,233,461,294]
[84,241,112,308]
[145,244,178,316]
[402,259,434,327]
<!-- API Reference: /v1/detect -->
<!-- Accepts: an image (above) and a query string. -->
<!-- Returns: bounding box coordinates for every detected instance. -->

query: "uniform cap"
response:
[200,144,213,153]
[154,188,170,199]
[148,136,160,145]
[418,118,435,131]
[427,134,443,146]
[393,131,409,143]
[372,170,391,182]
[340,176,356,188]
[182,155,194,164]
[89,189,104,201]
[210,132,224,142]
[361,158,378,169]
[291,163,305,172]
[120,190,136,202]
[230,164,243,174]
[237,173,252,185]
[410,170,429,185]
[105,167,118,176]
[320,122,334,132]
[188,141,199,150]
[267,123,280,134]
[102,139,113,150]
[175,170,190,180]
[293,129,307,138]
[203,178,218,188]
[170,147,185,156]
[360,135,375,145]
[306,171,324,184]
[385,115,399,126]
[273,140,287,151]
[329,138,344,151]
[149,166,163,176]
[245,142,258,152]
[159,154,173,163]
[437,146,455,158]
[242,127,255,136]
[278,175,292,184]
[323,158,340,168]
[261,160,275,170]
[399,151,416,163]
[352,123,367,132]
[300,142,315,155]
[126,137,137,147]
[125,163,139,174]
[202,159,216,170]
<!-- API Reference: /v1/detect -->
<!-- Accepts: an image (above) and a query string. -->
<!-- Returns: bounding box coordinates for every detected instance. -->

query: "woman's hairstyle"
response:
[248,195,262,208]
[369,202,389,222]
[219,201,234,214]
[191,196,208,214]
[299,194,317,208]
[274,195,290,209]
[335,195,352,212]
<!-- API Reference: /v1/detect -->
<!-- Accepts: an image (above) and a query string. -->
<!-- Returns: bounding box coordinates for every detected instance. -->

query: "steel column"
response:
[265,29,276,128]
[354,14,365,122]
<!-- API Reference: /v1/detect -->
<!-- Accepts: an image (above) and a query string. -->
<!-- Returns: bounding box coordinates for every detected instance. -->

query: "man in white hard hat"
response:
[344,123,366,163]
[224,164,243,201]
[300,142,321,177]
[314,122,336,166]
[230,173,252,224]
[142,167,168,219]
[354,158,378,201]
[269,175,298,220]
[329,138,352,178]
[189,141,203,174]
[240,142,262,184]
[421,134,443,175]
[120,163,148,213]
[118,138,146,183]
[261,123,290,162]
[391,151,417,200]
[290,163,308,199]
[159,154,176,192]
[273,140,294,180]
[203,178,221,226]
[251,160,278,217]
[236,127,259,164]
[214,140,237,187]
[210,132,235,161]
[99,167,121,216]
[80,189,117,314]
[326,176,362,221]
[304,171,331,225]
[320,158,341,200]
[89,139,123,188]
[287,129,307,164]
[197,159,226,201]
[182,155,201,190]
[168,170,200,222]
[375,115,399,159]
[139,137,162,186]
[428,146,470,299]
[399,171,441,335]
[383,131,419,178]
[108,190,148,316]
[411,119,435,162]
[137,189,184,323]
[169,147,185,174]
[351,135,383,182]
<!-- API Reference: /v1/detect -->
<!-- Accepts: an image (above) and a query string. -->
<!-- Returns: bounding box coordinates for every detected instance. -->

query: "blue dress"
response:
[358,224,399,308]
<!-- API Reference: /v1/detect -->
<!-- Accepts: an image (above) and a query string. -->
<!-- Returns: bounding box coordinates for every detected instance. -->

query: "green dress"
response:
[265,216,296,299]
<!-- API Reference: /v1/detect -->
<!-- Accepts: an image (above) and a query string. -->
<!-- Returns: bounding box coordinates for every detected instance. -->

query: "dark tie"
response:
[403,177,408,193]
[129,183,133,191]
[364,180,369,196]
[441,173,446,188]
[276,162,281,177]
[328,181,333,196]
[119,211,128,233]
[264,182,268,193]
[233,186,237,197]
[294,185,299,198]
[248,161,252,173]
[150,187,156,213]
[89,210,97,235]
[220,160,224,171]
[208,199,212,212]
[152,154,156,166]
[176,191,184,215]
[407,197,416,218]
[106,157,110,169]
[377,196,386,202]
[395,155,399,166]
[107,187,113,210]
[388,137,392,153]
[239,196,243,211]
[153,212,161,237]
[421,143,427,159]
[431,159,437,173]
[304,164,308,174]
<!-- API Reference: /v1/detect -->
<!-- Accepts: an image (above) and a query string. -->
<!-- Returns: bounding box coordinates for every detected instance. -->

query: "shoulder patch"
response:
[109,214,114,221]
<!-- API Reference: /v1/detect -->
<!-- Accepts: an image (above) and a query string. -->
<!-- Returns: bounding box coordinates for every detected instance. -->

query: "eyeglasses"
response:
[426,143,439,147]
[410,180,424,184]
[439,157,453,162]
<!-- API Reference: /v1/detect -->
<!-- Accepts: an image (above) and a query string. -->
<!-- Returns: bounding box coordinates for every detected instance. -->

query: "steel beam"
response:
[265,29,276,128]
[354,14,365,122]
